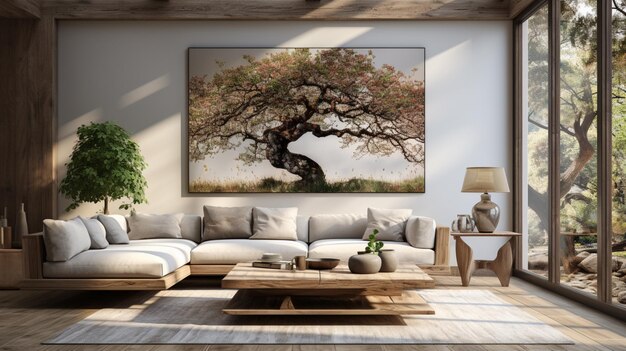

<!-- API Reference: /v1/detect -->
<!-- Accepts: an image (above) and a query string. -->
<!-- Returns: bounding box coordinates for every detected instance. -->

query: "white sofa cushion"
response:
[308,239,435,265]
[43,239,196,279]
[43,217,92,262]
[406,216,436,249]
[191,239,308,264]
[309,214,367,242]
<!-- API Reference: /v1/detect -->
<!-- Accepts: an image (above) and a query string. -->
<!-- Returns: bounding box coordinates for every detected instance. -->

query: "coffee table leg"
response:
[455,236,475,287]
[280,296,295,310]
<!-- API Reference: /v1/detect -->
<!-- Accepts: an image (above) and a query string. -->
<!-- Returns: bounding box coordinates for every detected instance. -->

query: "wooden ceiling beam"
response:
[509,0,536,18]
[41,0,511,20]
[0,0,41,18]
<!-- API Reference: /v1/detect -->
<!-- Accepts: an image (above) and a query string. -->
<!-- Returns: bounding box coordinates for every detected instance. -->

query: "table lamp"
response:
[461,167,510,233]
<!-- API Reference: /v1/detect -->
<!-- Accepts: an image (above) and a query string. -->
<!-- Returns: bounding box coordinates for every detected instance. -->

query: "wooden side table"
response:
[0,249,24,289]
[452,232,521,287]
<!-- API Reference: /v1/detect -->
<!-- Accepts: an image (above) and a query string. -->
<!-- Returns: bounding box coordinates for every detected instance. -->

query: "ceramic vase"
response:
[379,249,398,272]
[348,252,381,274]
[14,203,27,249]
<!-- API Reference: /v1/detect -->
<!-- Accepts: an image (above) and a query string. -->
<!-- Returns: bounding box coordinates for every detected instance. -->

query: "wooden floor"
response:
[1,275,625,351]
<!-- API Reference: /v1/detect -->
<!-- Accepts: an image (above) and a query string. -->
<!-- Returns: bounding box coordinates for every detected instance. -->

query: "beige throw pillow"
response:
[127,213,184,240]
[362,208,412,242]
[250,207,298,241]
[43,217,92,262]
[203,206,253,241]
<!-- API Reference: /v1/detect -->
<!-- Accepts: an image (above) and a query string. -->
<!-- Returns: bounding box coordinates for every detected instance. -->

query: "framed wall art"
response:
[188,47,425,193]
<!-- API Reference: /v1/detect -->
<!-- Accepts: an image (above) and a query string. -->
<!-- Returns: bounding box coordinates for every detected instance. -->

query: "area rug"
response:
[46,289,572,345]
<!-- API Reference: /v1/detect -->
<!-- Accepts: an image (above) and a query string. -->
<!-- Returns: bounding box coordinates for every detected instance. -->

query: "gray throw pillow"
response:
[97,215,130,244]
[362,208,412,242]
[250,207,298,240]
[79,216,109,249]
[405,216,436,249]
[43,217,91,262]
[127,213,184,240]
[203,206,252,241]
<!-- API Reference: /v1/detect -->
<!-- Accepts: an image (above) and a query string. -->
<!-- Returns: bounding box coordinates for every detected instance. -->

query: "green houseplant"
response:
[59,122,148,214]
[365,229,384,254]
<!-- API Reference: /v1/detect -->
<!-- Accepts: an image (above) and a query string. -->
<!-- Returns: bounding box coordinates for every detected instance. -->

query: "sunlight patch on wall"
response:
[119,75,170,108]
[278,27,372,47]
[131,113,181,213]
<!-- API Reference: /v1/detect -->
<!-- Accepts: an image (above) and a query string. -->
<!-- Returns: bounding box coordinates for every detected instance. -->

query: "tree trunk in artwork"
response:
[265,131,326,186]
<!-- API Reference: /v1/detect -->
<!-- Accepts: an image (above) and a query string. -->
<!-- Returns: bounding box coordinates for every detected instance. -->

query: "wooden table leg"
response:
[455,236,475,287]
[488,239,513,287]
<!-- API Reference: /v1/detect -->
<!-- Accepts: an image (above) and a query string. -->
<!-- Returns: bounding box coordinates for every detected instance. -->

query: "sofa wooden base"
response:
[20,265,190,290]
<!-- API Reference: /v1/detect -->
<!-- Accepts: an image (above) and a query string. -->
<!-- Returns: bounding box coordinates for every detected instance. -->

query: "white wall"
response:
[57,21,513,263]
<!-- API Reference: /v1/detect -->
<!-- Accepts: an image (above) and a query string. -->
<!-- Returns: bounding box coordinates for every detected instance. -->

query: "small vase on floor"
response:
[14,203,28,249]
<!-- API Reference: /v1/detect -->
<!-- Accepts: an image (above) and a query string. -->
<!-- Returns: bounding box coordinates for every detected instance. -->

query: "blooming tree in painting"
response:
[189,48,425,186]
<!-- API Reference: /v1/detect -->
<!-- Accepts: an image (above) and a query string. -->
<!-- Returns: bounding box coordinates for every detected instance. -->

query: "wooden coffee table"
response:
[221,263,435,315]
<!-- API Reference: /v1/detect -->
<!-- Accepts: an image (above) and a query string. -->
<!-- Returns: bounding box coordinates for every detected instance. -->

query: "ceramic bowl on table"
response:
[306,258,340,270]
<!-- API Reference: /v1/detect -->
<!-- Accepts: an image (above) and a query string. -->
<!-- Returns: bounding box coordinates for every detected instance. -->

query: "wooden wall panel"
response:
[0,0,40,19]
[0,16,56,233]
[42,0,511,20]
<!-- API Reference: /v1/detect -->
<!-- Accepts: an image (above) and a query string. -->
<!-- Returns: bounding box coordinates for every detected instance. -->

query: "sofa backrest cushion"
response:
[296,215,309,242]
[181,215,202,243]
[43,217,92,262]
[309,214,367,243]
[127,213,184,240]
[202,206,252,241]
[406,216,437,249]
[250,207,298,240]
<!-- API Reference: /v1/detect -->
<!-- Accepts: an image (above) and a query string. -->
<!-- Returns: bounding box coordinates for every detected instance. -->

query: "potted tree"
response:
[60,122,148,214]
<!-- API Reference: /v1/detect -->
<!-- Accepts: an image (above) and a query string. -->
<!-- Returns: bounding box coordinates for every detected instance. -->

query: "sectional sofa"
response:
[20,212,450,290]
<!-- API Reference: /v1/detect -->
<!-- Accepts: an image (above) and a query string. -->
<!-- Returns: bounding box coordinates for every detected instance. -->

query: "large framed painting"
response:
[188,47,425,193]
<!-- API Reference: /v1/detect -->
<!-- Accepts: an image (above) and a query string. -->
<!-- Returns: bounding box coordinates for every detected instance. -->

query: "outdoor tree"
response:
[60,122,148,214]
[188,48,425,187]
[526,0,626,249]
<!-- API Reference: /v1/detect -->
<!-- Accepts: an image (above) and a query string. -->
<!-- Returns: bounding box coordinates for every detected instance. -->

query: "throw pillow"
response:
[362,207,413,242]
[202,206,253,241]
[78,216,109,249]
[405,216,437,249]
[97,215,130,244]
[43,217,92,262]
[250,207,298,240]
[127,213,184,240]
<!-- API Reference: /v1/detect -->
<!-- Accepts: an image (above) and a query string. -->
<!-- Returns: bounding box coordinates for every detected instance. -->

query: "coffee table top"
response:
[222,263,434,290]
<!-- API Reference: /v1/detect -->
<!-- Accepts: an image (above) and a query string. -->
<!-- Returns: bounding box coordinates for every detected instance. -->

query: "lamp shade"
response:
[461,167,510,193]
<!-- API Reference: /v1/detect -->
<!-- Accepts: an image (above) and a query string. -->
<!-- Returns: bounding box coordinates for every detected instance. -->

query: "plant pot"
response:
[379,249,398,272]
[348,252,381,274]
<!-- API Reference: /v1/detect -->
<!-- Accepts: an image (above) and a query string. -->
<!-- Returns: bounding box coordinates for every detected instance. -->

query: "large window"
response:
[516,0,626,314]
[522,4,550,278]
[612,0,626,307]
[558,0,598,297]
